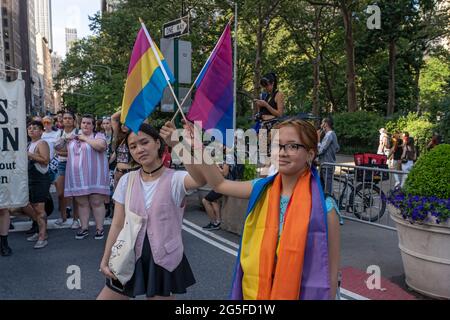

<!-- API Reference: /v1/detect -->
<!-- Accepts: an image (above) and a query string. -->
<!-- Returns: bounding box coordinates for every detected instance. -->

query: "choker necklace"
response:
[142,163,164,176]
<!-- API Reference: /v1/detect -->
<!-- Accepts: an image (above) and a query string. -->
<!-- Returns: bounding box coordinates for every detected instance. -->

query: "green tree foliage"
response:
[333,111,385,154]
[55,0,449,136]
[386,113,437,155]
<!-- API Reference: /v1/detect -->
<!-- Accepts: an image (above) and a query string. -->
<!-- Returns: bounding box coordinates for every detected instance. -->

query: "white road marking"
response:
[182,219,240,249]
[182,219,371,301]
[182,224,238,257]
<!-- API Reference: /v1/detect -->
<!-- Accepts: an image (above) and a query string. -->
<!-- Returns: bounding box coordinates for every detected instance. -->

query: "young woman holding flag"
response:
[160,118,341,300]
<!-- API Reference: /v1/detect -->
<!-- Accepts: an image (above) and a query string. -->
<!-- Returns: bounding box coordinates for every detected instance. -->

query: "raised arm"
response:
[160,121,253,199]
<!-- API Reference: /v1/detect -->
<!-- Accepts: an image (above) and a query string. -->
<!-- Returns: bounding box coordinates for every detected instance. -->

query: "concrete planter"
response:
[389,204,450,299]
[221,196,249,236]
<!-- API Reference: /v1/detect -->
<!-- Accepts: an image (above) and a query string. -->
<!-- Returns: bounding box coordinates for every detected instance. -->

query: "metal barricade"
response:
[320,162,408,231]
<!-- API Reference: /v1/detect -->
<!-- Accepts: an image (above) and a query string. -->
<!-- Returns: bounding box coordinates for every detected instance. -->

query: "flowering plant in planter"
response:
[386,144,450,224]
[387,190,450,224]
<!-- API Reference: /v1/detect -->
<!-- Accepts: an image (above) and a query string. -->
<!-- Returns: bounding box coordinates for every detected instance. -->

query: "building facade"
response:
[36,33,53,113]
[2,0,40,115]
[34,0,52,51]
[65,27,77,53]
[101,0,123,13]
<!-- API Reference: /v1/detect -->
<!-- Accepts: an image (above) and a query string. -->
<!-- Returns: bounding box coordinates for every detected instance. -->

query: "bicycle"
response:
[332,167,387,222]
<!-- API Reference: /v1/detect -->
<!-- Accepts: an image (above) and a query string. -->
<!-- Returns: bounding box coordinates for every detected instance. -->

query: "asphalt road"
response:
[1,162,426,300]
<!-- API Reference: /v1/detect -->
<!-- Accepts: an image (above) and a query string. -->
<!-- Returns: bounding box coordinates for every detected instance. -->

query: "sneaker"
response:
[0,238,12,256]
[75,229,89,240]
[9,222,14,230]
[54,218,70,227]
[94,229,104,240]
[27,233,48,242]
[202,222,214,230]
[27,233,39,242]
[71,219,81,230]
[203,222,221,231]
[34,240,48,249]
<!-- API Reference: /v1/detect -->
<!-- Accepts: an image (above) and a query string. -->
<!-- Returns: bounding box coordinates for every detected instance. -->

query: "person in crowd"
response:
[402,131,410,147]
[401,137,417,188]
[97,123,205,300]
[0,208,12,256]
[390,132,404,189]
[101,116,114,218]
[102,117,113,148]
[318,117,340,194]
[254,72,285,163]
[54,111,80,228]
[65,114,110,240]
[377,128,389,156]
[427,132,441,151]
[160,118,341,300]
[22,121,51,249]
[110,111,137,188]
[55,111,64,130]
[202,162,230,231]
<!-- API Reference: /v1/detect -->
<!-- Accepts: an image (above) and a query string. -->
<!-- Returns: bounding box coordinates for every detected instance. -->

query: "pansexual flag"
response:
[121,27,175,133]
[187,23,234,146]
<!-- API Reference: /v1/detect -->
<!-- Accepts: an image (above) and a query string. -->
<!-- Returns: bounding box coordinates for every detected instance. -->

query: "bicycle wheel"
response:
[350,183,386,222]
[332,176,350,212]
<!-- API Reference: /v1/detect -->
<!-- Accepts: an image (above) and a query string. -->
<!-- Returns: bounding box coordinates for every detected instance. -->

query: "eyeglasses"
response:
[274,143,307,154]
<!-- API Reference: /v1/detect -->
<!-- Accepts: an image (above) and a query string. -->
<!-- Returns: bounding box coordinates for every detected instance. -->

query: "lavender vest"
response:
[126,169,185,272]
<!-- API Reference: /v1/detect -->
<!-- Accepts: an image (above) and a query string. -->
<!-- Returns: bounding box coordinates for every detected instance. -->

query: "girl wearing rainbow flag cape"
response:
[160,119,341,300]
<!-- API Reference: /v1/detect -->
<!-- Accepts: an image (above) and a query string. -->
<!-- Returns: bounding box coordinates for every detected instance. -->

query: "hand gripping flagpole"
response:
[139,18,188,124]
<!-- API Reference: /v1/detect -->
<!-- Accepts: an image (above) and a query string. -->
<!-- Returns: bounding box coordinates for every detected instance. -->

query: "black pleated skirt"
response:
[106,234,196,298]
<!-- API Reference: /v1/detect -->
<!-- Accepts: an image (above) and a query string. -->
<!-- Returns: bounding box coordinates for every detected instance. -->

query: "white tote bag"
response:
[108,171,145,285]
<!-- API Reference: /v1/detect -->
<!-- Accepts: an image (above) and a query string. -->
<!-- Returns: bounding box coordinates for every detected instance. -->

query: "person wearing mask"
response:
[318,117,340,194]
[160,119,341,300]
[22,121,51,249]
[65,114,110,240]
[97,123,205,300]
[54,111,80,228]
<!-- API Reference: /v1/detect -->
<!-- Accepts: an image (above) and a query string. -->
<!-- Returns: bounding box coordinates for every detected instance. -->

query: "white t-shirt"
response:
[113,170,189,209]
[42,129,61,160]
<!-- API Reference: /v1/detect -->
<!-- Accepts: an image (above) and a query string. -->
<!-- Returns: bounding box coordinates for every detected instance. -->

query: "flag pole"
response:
[170,18,234,123]
[139,18,188,124]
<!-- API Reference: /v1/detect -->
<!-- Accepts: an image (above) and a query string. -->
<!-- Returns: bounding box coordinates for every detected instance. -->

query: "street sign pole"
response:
[174,38,181,127]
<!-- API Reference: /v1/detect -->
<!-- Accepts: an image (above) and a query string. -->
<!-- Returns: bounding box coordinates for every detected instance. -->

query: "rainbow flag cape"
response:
[187,23,234,146]
[121,26,175,133]
[230,167,331,300]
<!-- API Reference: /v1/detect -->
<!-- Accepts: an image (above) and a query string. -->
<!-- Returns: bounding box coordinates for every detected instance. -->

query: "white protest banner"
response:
[0,79,28,208]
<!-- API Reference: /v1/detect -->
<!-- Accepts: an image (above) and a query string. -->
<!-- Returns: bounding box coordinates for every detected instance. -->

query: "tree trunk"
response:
[321,53,338,113]
[253,10,264,100]
[387,39,396,116]
[312,7,321,117]
[414,68,421,113]
[340,4,357,112]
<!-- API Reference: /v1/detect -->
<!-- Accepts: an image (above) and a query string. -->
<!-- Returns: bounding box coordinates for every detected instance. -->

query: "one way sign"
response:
[163,16,189,39]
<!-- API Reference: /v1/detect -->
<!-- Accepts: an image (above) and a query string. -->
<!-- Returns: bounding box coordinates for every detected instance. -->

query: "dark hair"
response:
[81,114,95,125]
[260,72,278,91]
[63,110,76,119]
[126,123,165,159]
[322,117,334,129]
[28,120,44,131]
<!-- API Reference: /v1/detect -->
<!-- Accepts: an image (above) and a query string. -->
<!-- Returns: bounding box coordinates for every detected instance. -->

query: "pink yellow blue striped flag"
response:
[121,27,175,133]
